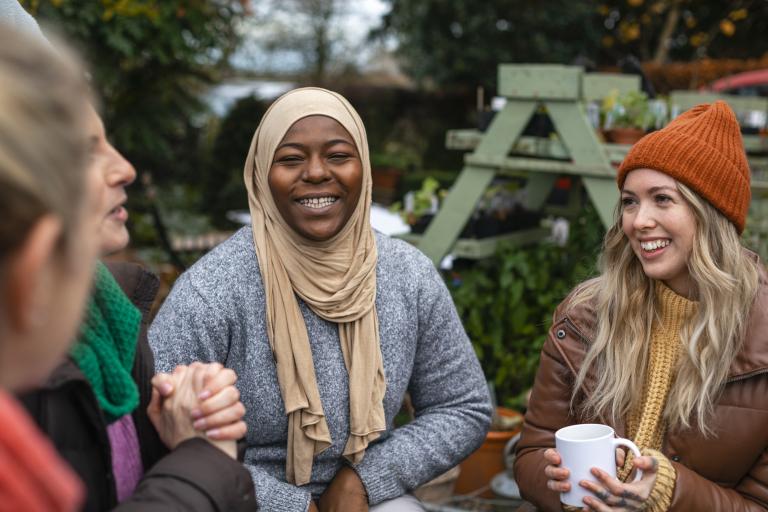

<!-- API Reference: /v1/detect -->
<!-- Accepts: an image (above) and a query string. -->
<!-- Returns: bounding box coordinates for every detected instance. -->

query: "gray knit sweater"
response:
[149,227,492,511]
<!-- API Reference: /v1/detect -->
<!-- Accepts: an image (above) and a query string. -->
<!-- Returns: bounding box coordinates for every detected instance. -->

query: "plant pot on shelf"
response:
[604,127,646,145]
[453,407,524,498]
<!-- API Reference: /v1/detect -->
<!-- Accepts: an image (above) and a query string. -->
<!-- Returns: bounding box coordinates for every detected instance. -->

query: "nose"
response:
[633,202,656,231]
[302,154,330,183]
[104,142,136,187]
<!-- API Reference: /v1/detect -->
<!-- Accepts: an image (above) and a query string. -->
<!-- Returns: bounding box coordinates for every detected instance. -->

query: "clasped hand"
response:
[147,362,247,459]
[544,447,660,511]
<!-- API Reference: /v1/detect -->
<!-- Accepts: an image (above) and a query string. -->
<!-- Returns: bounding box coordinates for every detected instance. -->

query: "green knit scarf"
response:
[70,262,141,423]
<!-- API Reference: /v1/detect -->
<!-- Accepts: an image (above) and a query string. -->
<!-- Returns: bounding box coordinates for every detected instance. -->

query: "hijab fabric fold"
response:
[243,87,386,485]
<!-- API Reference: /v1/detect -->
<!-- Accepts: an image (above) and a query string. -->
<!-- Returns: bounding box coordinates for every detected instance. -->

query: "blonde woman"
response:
[515,101,768,511]
[0,23,97,511]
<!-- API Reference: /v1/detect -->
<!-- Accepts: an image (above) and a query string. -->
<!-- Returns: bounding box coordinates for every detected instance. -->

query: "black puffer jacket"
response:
[19,262,255,511]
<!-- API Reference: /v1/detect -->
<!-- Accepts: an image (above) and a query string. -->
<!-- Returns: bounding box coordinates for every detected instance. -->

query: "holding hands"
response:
[147,362,247,459]
[544,447,660,511]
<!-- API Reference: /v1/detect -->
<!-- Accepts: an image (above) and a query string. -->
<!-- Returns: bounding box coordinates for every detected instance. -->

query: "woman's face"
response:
[268,115,363,241]
[84,105,137,256]
[621,168,697,297]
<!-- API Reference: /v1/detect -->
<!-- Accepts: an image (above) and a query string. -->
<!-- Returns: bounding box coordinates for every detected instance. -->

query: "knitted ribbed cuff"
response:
[348,460,400,505]
[643,449,676,512]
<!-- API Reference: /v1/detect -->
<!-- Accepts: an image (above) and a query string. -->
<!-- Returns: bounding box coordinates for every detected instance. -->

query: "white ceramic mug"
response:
[555,423,643,507]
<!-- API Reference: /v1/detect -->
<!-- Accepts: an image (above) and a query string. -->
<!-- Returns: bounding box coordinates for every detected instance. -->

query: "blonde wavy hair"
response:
[0,25,89,265]
[571,181,759,435]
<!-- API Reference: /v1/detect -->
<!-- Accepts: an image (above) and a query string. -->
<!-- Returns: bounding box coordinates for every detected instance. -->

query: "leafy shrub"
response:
[446,204,605,410]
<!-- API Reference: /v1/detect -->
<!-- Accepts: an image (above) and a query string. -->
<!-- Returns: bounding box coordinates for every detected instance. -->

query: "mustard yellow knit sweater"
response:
[622,282,696,510]
[563,282,696,512]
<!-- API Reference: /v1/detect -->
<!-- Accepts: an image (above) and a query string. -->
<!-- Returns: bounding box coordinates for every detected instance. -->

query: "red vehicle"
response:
[705,69,768,97]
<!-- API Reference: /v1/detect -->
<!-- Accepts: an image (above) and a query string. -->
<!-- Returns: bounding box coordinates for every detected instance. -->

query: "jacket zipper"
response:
[726,367,768,384]
[563,317,592,346]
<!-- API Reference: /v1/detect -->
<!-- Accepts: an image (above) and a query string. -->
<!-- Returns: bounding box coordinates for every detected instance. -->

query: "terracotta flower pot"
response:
[453,407,524,498]
[604,127,646,145]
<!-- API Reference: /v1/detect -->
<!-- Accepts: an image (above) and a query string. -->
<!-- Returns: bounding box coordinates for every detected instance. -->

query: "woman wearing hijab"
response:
[150,87,492,511]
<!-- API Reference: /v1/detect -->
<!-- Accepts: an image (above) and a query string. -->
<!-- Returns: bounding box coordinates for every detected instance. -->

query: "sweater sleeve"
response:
[149,274,314,510]
[148,273,231,371]
[351,259,493,505]
[112,438,255,512]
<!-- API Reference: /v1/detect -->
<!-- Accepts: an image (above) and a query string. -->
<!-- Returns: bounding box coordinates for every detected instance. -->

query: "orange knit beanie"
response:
[617,101,751,233]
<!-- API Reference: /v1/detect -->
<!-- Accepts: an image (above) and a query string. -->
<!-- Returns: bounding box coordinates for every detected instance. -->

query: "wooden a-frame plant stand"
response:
[404,64,640,266]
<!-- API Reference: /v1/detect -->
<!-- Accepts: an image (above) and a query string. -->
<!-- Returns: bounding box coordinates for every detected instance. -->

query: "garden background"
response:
[25,0,768,410]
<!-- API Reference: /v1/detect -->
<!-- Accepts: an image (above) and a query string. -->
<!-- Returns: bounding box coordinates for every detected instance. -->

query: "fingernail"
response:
[198,389,211,400]
[191,408,203,419]
[160,383,173,395]
[193,418,206,430]
[206,428,220,438]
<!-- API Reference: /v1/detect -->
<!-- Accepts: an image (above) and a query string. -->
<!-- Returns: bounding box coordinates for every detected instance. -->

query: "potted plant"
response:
[601,90,654,144]
[390,177,444,234]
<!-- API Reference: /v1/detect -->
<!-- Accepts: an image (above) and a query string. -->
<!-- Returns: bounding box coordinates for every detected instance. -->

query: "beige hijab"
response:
[243,87,386,485]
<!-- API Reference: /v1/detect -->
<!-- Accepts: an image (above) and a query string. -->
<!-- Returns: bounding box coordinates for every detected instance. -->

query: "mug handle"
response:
[612,438,644,482]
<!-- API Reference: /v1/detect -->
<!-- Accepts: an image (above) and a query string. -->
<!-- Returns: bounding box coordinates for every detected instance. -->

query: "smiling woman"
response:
[149,87,492,512]
[515,101,768,512]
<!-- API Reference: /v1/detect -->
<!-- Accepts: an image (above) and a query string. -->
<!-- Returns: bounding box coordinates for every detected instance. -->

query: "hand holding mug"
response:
[555,424,645,508]
[543,446,626,494]
[578,455,659,511]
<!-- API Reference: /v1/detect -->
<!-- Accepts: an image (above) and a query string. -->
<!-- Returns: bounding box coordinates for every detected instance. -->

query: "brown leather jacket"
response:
[515,266,768,511]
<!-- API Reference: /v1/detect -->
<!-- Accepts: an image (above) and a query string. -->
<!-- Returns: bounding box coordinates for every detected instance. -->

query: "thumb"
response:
[147,387,161,419]
[152,373,175,398]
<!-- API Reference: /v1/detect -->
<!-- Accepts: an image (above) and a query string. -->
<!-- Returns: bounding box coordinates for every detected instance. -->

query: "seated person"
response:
[150,87,493,511]
[515,101,768,511]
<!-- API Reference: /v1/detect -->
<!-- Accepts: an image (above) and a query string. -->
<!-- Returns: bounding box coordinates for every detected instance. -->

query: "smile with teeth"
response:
[297,196,338,209]
[640,239,670,252]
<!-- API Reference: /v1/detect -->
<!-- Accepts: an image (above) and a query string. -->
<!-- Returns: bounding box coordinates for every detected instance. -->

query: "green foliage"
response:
[200,94,269,228]
[601,89,654,130]
[390,176,445,225]
[446,204,605,410]
[25,0,245,184]
[375,0,602,90]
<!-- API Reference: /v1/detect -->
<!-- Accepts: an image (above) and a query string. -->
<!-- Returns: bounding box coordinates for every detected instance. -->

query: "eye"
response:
[655,194,672,204]
[621,196,637,207]
[328,153,351,162]
[275,154,303,165]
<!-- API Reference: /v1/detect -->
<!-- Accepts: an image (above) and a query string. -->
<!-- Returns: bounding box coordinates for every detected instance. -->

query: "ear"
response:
[4,215,62,333]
